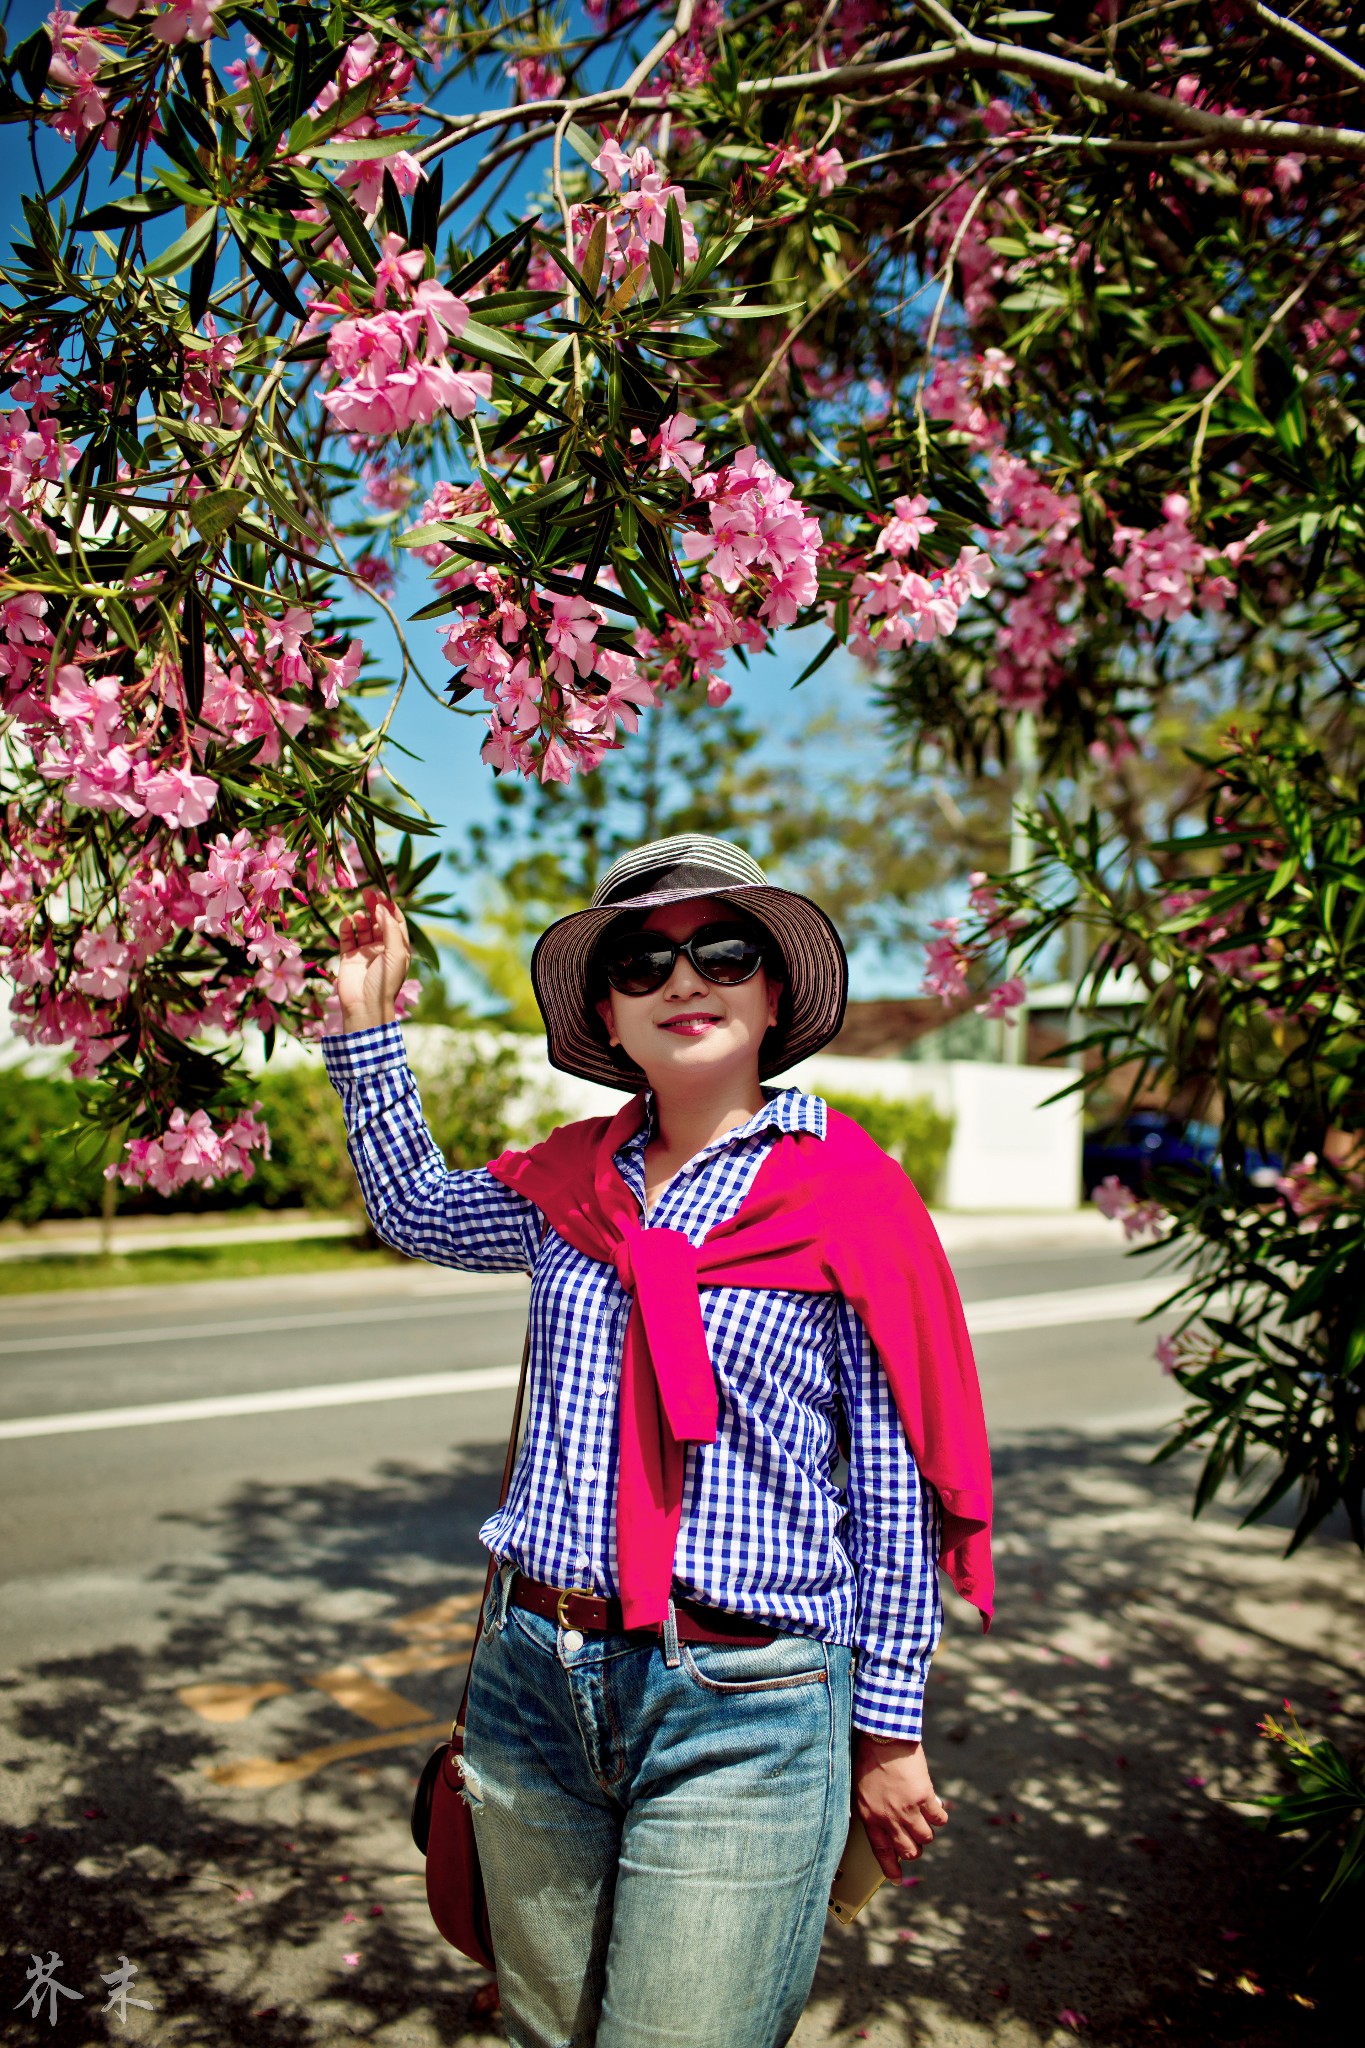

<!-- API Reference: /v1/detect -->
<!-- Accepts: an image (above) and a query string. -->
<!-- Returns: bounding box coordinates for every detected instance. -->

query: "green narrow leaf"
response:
[566,123,600,165]
[236,234,307,318]
[318,183,377,281]
[181,584,205,718]
[145,208,217,278]
[189,488,251,544]
[579,214,607,299]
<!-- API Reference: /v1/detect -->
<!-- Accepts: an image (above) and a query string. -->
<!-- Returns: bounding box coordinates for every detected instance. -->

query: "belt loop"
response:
[662,1596,681,1669]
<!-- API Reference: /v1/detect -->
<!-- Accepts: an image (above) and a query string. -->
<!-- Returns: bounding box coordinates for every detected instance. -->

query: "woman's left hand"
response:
[853,1733,949,1882]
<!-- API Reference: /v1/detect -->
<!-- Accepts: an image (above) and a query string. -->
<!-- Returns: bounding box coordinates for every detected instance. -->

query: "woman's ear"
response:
[766,973,783,1030]
[594,992,620,1047]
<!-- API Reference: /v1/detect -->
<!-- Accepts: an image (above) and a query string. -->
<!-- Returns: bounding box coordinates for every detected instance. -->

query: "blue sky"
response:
[0,13,920,999]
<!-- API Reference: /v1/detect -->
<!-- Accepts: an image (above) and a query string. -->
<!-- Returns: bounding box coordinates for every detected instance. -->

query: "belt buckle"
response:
[555,1585,596,1630]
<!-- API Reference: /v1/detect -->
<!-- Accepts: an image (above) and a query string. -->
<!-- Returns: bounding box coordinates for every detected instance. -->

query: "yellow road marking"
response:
[387,1591,484,1637]
[189,1588,483,1786]
[206,1720,449,1790]
[308,1665,432,1728]
[363,1636,476,1679]
[178,1681,291,1723]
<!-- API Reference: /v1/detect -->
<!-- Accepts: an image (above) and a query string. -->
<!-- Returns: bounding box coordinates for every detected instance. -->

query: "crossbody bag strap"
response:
[453,1225,543,1734]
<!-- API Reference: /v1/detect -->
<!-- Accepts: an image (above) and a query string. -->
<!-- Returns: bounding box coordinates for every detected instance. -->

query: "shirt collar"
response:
[619,1086,826,1170]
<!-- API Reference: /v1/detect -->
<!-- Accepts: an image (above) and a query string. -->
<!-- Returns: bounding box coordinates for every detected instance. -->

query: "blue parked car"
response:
[1083,1112,1279,1195]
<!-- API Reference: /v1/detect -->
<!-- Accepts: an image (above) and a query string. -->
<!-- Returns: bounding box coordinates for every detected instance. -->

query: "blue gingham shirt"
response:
[323,1023,943,1737]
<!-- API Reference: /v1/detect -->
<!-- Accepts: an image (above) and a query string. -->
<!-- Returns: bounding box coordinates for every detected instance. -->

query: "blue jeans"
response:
[463,1571,853,2048]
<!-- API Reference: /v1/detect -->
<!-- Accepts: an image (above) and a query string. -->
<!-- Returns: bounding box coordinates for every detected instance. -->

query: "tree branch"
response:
[413,22,1365,169]
[1242,0,1365,93]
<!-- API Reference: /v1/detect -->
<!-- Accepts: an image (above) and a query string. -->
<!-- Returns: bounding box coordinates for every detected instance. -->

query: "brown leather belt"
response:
[510,1575,777,1646]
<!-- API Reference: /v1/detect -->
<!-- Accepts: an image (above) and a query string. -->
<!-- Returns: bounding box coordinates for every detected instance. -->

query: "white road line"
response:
[0,1279,1180,1443]
[0,1294,528,1358]
[964,1278,1174,1335]
[0,1366,523,1440]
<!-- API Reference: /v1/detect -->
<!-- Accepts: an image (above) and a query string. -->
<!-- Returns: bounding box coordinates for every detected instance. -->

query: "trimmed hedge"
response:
[821,1090,954,1204]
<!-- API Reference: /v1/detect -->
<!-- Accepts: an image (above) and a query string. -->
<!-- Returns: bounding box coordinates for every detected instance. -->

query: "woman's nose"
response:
[663,948,707,999]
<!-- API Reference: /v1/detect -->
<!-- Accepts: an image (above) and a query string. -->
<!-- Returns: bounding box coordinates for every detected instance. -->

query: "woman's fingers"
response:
[862,1814,903,1884]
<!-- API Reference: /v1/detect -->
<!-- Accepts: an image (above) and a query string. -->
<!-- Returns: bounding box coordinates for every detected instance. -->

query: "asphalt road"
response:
[5,1241,1358,2048]
[0,1242,1172,1669]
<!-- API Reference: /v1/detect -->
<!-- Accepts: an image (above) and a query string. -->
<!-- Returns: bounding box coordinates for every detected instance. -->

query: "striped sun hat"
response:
[529,834,849,1092]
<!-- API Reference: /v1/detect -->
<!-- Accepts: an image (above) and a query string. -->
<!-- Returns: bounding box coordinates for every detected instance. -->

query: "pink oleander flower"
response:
[655,413,704,479]
[1092,1174,1166,1241]
[108,1101,269,1196]
[505,54,564,100]
[320,638,364,709]
[978,347,1014,392]
[544,594,601,687]
[683,448,822,624]
[1154,1334,1180,1375]
[976,976,1026,1023]
[138,761,218,828]
[70,928,136,1001]
[809,147,847,196]
[593,136,651,193]
[360,459,416,512]
[1106,493,1246,627]
[875,494,936,559]
[922,919,972,1006]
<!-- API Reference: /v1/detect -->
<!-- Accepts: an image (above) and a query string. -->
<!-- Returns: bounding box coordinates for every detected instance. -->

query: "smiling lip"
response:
[660,1012,722,1035]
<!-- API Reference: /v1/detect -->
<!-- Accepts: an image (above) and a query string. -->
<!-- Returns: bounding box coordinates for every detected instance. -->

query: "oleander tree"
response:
[0,2,1362,1537]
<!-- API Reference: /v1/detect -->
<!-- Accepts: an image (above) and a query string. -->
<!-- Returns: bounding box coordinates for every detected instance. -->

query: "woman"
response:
[325,834,992,2048]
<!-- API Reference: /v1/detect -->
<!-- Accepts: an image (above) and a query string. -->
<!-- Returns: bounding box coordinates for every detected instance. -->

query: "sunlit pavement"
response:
[1,1246,1360,2046]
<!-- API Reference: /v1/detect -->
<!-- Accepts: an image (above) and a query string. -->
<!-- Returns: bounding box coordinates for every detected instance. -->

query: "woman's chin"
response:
[636,1026,753,1078]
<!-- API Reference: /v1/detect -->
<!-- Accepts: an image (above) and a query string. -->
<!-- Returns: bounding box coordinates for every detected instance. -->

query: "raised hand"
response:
[335,889,413,1033]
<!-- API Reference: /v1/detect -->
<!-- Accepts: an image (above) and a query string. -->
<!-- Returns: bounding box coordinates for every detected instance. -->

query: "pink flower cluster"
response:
[317,236,490,440]
[659,0,724,88]
[0,343,72,540]
[106,1,222,46]
[984,454,1087,710]
[1274,1153,1362,1222]
[1107,493,1238,623]
[305,33,420,219]
[923,918,973,1005]
[633,582,769,707]
[182,319,243,429]
[505,54,564,100]
[532,140,699,299]
[109,1103,269,1197]
[763,145,848,198]
[682,448,822,628]
[45,9,118,146]
[846,538,993,659]
[1092,1174,1167,1241]
[415,483,657,783]
[28,661,216,826]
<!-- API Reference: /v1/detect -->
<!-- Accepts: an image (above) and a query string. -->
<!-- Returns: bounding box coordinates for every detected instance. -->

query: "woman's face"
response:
[594,896,782,1094]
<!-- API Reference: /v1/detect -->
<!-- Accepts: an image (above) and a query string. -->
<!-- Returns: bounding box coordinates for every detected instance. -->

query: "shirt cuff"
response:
[852,1664,928,1743]
[320,1020,409,1084]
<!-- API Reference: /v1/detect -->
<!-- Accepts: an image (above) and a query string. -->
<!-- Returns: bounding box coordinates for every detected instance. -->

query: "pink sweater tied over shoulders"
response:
[489,1098,994,1632]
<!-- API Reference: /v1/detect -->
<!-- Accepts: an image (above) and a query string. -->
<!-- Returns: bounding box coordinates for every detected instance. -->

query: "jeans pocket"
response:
[681,1634,830,1694]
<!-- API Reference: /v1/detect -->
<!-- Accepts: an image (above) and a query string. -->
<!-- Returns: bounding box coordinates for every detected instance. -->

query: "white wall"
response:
[772,1053,1082,1214]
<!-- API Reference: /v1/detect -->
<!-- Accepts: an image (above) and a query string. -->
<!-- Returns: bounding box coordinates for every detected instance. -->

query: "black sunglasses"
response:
[601,921,770,997]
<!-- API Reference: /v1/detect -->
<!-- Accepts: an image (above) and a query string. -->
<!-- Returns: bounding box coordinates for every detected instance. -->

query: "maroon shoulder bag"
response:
[409,1320,533,1968]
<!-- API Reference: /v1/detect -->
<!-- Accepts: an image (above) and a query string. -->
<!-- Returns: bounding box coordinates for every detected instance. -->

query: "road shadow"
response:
[1,1430,1362,2047]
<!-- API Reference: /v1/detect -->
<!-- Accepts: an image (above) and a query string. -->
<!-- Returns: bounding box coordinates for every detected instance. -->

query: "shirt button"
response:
[583,1463,597,1481]
[595,1378,610,1397]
